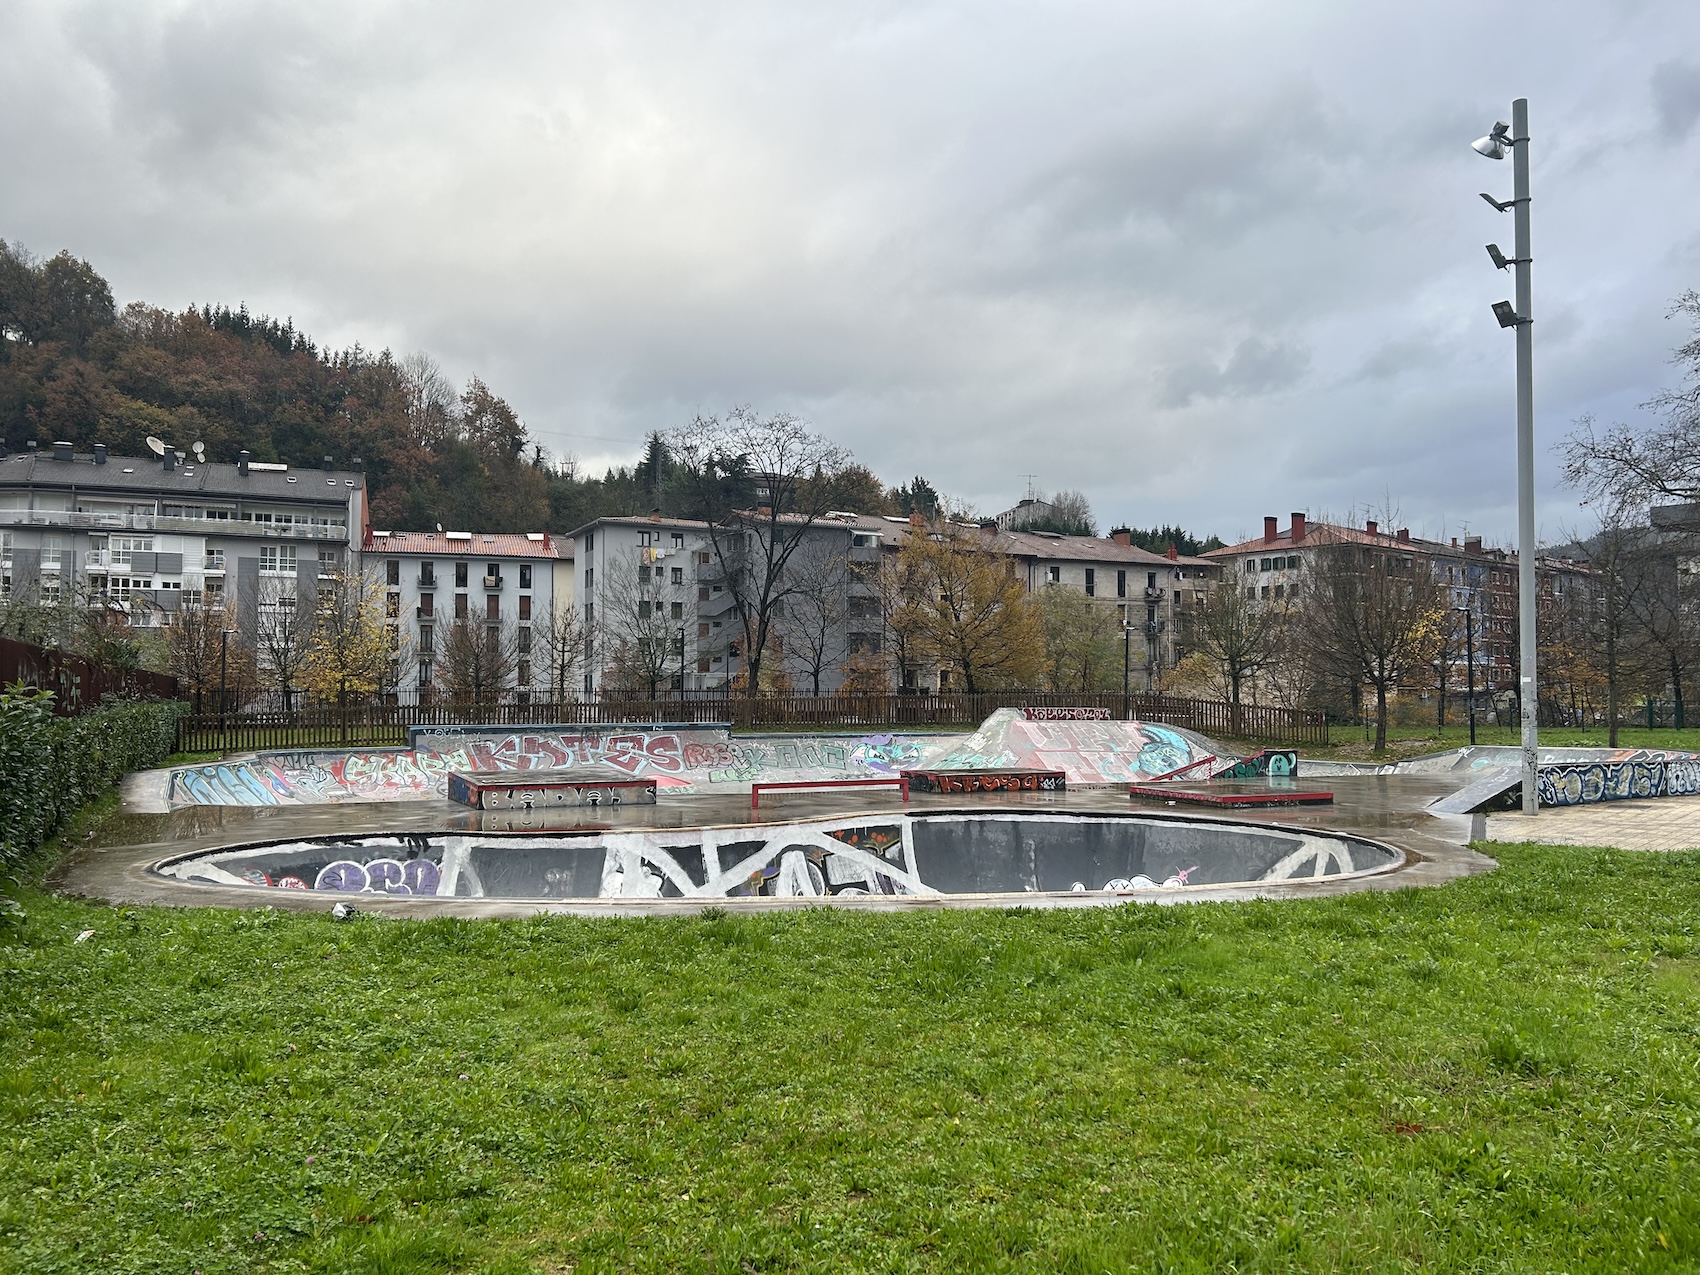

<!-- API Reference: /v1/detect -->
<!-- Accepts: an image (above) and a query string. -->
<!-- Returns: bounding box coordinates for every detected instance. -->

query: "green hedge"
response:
[0,686,187,875]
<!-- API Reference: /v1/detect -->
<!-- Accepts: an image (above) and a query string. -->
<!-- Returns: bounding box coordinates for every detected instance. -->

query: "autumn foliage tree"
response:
[892,522,1044,692]
[303,569,396,706]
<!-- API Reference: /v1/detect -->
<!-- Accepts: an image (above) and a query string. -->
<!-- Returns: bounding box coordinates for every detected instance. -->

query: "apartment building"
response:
[570,516,713,694]
[1207,513,1533,693]
[362,529,568,704]
[0,442,365,643]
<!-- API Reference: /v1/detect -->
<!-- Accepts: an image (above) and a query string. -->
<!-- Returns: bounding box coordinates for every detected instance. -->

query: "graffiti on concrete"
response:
[156,812,1396,900]
[1536,751,1700,806]
[1213,749,1298,780]
[903,769,1066,794]
[1021,707,1112,721]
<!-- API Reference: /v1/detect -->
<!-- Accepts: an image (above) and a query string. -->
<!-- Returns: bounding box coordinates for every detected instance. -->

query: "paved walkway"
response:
[1484,795,1700,851]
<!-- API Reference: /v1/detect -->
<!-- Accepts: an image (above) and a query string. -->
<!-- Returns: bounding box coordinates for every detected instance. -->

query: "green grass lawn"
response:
[7,838,1700,1273]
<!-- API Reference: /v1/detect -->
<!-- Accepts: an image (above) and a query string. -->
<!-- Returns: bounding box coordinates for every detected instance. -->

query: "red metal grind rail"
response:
[1129,784,1333,808]
[751,777,910,809]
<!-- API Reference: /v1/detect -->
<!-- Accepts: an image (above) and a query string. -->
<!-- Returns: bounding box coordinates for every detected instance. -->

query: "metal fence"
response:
[173,690,1328,753]
[0,635,180,715]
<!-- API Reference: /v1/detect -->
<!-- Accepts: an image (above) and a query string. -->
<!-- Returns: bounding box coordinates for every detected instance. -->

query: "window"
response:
[672,532,685,549]
[517,626,532,653]
[585,533,594,552]
[486,594,499,620]
[1274,584,1284,599]
[698,586,709,602]
[639,600,651,618]
[1261,585,1270,599]
[486,563,500,582]
[1147,572,1157,589]
[1289,556,1301,572]
[455,593,468,619]
[671,566,683,585]
[203,548,225,573]
[697,657,710,673]
[385,592,400,617]
[1245,559,1256,573]
[852,533,878,548]
[40,535,64,571]
[419,624,434,654]
[671,601,683,620]
[519,563,532,589]
[385,560,400,586]
[518,595,531,620]
[111,536,153,567]
[638,530,653,547]
[584,567,594,592]
[698,622,710,637]
[1084,568,1095,597]
[1047,565,1060,583]
[419,593,434,616]
[699,551,710,565]
[1117,569,1126,598]
[418,660,432,687]
[455,562,468,588]
[639,564,651,584]
[518,659,531,685]
[419,561,435,586]
[260,545,297,575]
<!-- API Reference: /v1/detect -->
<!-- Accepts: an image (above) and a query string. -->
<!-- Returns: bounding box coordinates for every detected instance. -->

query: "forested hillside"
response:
[0,241,1221,545]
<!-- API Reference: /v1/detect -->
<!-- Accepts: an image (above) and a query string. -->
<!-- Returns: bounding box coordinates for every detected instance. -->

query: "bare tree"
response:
[164,596,248,712]
[1297,537,1448,751]
[1034,584,1121,692]
[597,549,681,696]
[532,600,588,704]
[254,577,311,710]
[1192,574,1289,706]
[399,351,459,448]
[440,614,516,705]
[780,536,850,694]
[668,407,848,696]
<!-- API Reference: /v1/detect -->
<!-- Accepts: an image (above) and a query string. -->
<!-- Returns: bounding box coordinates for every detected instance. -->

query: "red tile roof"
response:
[364,530,564,559]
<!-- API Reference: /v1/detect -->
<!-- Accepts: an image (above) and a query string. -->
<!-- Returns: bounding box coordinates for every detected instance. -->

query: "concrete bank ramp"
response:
[925,709,1222,787]
[156,710,1233,809]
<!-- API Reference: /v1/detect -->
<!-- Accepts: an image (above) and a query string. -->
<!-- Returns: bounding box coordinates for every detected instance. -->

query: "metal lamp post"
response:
[677,626,686,700]
[1453,605,1477,746]
[1474,97,1539,814]
[1122,621,1133,721]
[218,627,230,745]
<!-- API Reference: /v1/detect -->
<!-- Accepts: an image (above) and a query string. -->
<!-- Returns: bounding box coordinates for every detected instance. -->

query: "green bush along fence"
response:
[174,691,1328,754]
[0,688,187,874]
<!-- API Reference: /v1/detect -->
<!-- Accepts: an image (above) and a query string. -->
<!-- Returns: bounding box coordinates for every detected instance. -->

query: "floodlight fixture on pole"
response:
[1474,96,1539,816]
[1485,243,1528,271]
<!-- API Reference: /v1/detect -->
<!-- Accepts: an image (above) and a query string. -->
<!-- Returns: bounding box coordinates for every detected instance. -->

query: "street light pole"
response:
[1122,622,1132,721]
[1454,605,1477,746]
[1475,96,1539,814]
[677,626,686,700]
[218,627,229,745]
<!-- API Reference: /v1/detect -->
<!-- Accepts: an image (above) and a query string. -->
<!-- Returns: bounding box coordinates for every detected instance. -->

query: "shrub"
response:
[0,684,186,875]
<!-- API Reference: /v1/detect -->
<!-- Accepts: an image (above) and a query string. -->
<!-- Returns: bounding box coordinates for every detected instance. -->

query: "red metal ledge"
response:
[1129,784,1334,808]
[902,768,1066,795]
[751,777,909,809]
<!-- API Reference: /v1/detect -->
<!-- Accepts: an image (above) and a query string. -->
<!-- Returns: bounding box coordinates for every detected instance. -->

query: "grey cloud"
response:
[1159,336,1311,408]
[1653,61,1700,140]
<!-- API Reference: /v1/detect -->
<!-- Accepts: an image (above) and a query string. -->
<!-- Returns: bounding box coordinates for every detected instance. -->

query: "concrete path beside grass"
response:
[1484,794,1700,851]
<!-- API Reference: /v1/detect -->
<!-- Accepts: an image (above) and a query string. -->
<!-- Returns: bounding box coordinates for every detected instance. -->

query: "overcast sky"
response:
[5,1,1699,548]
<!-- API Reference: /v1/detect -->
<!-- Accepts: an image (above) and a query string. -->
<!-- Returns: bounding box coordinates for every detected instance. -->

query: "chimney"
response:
[1290,512,1306,543]
[1451,537,1458,548]
[163,448,176,472]
[1365,519,1378,536]
[1397,527,1409,543]
[1263,516,1278,544]
[1465,536,1483,555]
[1110,526,1132,546]
[1166,543,1179,561]
[25,439,37,452]
[52,440,74,462]
[352,456,363,474]
[322,455,333,471]
[93,444,107,465]
[238,449,250,476]
[908,511,926,530]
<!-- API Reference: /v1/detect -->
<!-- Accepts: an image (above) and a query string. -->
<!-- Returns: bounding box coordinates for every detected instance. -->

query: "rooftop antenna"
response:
[144,436,167,457]
[1022,474,1038,501]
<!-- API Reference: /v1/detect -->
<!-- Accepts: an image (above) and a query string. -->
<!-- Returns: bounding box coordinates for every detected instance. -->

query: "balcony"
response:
[417,573,436,588]
[1143,587,1166,602]
[482,575,503,590]
[0,507,349,539]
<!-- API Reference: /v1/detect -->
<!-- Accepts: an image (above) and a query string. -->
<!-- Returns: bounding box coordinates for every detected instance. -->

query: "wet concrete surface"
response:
[47,773,1496,918]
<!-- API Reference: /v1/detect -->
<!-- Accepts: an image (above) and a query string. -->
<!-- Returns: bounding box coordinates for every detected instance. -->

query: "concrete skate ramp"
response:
[159,710,1231,808]
[153,811,1401,901]
[163,723,964,808]
[924,709,1222,787]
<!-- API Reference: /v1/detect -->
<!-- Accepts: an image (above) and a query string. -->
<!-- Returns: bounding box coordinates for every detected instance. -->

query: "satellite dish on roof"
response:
[145,436,167,456]
[436,523,443,532]
[192,441,206,462]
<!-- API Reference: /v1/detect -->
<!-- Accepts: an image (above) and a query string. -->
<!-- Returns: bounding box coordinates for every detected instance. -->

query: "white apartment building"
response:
[570,516,714,694]
[362,529,570,704]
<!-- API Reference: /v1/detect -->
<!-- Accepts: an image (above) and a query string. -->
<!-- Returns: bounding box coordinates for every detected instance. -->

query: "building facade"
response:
[362,529,567,704]
[0,442,365,643]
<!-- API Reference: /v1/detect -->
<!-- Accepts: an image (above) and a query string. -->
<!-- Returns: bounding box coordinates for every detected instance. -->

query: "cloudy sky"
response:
[5,0,1699,548]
